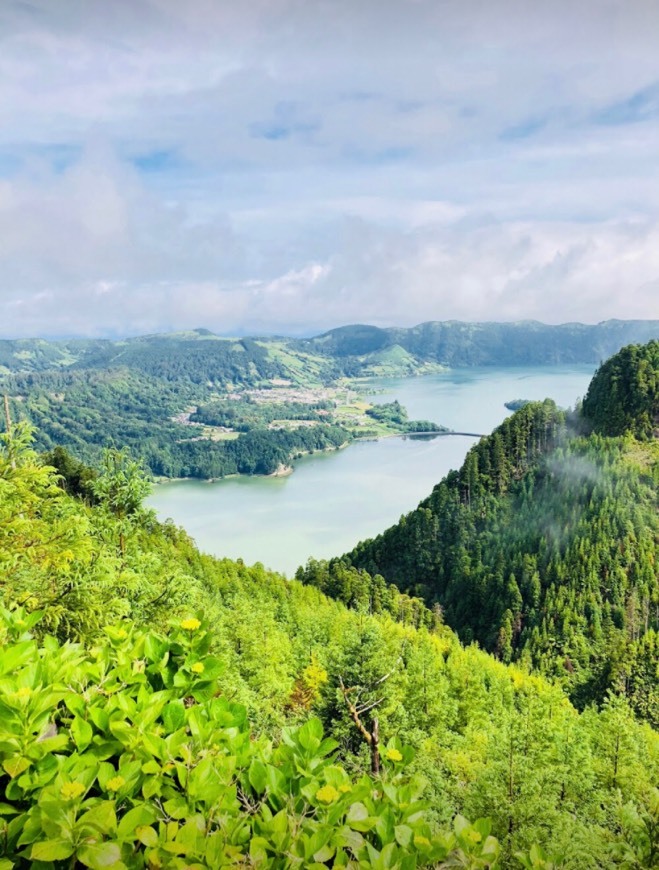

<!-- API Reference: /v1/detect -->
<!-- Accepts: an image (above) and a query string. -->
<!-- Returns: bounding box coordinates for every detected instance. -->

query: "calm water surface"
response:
[147,366,594,575]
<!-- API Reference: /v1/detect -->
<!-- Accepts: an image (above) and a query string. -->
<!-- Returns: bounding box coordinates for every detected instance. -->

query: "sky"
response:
[1,0,659,338]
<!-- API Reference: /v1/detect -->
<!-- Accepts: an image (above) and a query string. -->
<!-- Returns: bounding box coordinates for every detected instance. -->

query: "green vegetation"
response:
[1,338,659,867]
[330,345,659,727]
[582,340,659,439]
[190,399,334,431]
[297,320,659,366]
[2,611,496,868]
[2,355,444,481]
[1,320,657,483]
[365,401,408,427]
[1,409,658,865]
[365,401,447,434]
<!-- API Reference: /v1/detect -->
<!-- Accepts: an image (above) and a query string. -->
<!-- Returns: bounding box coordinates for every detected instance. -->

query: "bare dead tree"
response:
[338,663,399,776]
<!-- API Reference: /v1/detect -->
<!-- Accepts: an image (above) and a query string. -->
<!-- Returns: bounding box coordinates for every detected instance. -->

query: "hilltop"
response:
[296,319,659,366]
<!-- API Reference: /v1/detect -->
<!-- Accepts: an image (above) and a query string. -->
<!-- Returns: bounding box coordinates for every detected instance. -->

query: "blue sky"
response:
[0,0,658,337]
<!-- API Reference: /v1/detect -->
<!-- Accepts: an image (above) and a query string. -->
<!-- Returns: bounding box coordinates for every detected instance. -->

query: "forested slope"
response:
[1,423,658,866]
[325,343,658,722]
[583,339,659,439]
[298,319,659,366]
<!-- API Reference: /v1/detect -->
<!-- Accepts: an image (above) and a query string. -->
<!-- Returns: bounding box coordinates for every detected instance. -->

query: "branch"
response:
[356,697,384,716]
[339,676,373,745]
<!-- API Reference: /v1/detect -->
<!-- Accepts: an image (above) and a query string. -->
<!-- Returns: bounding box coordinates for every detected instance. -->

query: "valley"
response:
[0,338,657,867]
[5,7,659,865]
[2,320,655,484]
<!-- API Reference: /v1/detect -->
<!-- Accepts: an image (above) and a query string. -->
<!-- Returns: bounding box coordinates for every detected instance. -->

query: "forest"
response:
[1,341,441,480]
[0,340,657,867]
[0,321,657,483]
[303,342,659,726]
[297,320,659,365]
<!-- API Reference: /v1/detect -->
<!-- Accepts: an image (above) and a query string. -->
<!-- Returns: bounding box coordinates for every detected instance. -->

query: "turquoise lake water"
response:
[147,365,594,575]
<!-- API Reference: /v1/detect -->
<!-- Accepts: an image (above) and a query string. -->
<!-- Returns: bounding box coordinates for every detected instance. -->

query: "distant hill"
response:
[296,319,659,365]
[1,319,658,376]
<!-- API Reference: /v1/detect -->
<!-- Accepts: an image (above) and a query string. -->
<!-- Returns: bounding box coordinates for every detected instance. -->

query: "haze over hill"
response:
[1,319,658,373]
[298,319,659,365]
[302,340,659,723]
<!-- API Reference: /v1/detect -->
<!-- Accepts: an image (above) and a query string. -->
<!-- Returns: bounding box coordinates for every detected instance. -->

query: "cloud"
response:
[0,0,658,337]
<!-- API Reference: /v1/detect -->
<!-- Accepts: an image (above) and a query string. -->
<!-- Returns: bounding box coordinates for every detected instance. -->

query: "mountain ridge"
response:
[1,318,658,374]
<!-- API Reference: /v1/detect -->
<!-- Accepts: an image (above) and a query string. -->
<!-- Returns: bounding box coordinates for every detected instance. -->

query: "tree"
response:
[91,448,152,555]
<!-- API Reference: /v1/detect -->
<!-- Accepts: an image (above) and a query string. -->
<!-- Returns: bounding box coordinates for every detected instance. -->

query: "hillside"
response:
[1,321,658,481]
[582,339,659,439]
[297,319,659,365]
[0,422,658,867]
[0,331,446,480]
[322,343,659,723]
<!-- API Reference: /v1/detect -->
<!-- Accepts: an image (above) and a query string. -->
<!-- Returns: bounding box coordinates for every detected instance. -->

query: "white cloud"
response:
[0,0,658,336]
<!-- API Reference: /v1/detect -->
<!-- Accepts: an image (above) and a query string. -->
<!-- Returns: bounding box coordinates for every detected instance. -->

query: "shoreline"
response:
[150,430,482,487]
[151,440,351,486]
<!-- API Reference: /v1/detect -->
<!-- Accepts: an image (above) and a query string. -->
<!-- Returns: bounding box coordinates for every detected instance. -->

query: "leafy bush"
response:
[0,609,503,869]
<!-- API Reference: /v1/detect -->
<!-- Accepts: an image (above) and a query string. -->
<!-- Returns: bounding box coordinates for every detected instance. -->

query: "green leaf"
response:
[71,716,93,752]
[313,843,335,862]
[77,841,124,869]
[249,836,271,862]
[64,694,86,717]
[162,700,185,732]
[266,765,286,798]
[163,797,189,820]
[89,707,110,733]
[78,801,117,838]
[3,757,30,779]
[336,825,365,852]
[318,737,339,757]
[142,777,161,799]
[347,802,369,824]
[116,804,158,839]
[30,838,75,861]
[297,718,323,750]
[248,758,267,793]
[473,817,492,839]
[482,835,500,857]
[135,825,158,847]
[144,634,168,664]
[379,842,398,868]
[0,641,37,676]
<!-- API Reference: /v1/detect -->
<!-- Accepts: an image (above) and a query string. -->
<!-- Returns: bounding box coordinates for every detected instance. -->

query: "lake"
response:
[147,365,594,576]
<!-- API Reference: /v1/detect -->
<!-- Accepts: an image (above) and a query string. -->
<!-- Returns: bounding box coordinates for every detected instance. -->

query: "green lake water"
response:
[147,365,594,576]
